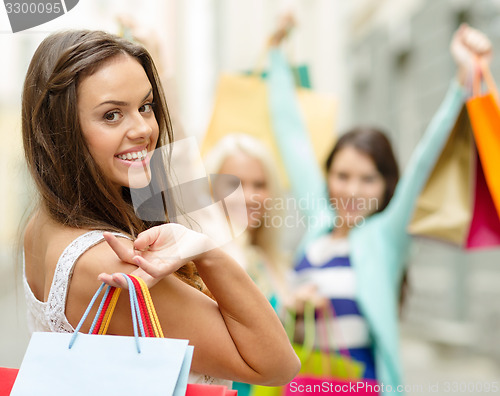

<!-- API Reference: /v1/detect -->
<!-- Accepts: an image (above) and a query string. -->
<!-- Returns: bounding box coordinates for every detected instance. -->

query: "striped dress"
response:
[294,235,376,379]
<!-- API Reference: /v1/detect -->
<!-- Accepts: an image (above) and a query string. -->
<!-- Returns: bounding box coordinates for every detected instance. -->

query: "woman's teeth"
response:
[116,149,148,161]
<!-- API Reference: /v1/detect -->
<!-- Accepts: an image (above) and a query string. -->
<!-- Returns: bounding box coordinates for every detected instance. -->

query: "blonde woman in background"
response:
[204,133,291,313]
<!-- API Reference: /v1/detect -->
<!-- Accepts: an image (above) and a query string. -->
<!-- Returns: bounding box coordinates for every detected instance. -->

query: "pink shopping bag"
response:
[186,383,237,395]
[465,154,500,248]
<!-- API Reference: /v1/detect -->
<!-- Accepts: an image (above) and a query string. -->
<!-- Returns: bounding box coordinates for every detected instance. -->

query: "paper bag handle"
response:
[90,274,164,338]
[285,300,353,363]
[317,300,357,378]
[69,274,148,353]
[472,57,499,104]
[89,285,121,335]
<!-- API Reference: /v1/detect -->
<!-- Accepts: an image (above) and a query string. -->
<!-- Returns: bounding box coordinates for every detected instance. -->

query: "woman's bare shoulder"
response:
[29,214,94,262]
[24,209,97,301]
[64,235,138,329]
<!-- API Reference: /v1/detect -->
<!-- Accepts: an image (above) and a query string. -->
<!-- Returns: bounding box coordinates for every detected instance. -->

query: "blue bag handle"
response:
[69,273,146,353]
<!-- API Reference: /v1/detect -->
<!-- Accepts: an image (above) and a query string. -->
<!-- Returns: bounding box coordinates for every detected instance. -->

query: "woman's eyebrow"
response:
[93,88,153,110]
[141,88,153,101]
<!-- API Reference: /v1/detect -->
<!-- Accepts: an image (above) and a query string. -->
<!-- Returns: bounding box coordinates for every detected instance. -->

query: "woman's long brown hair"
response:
[22,30,202,290]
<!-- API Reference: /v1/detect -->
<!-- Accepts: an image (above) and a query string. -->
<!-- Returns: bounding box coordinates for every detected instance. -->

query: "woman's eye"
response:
[336,172,349,181]
[254,181,267,190]
[104,111,121,122]
[139,102,154,113]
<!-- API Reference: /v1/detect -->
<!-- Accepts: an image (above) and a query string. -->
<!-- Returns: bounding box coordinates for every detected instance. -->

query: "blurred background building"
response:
[2,0,500,393]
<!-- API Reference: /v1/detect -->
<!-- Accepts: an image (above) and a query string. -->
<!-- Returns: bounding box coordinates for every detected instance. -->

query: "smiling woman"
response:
[77,55,159,190]
[22,30,172,234]
[20,30,299,388]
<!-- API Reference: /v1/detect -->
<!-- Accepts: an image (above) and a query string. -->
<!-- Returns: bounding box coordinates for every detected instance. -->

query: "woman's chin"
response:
[246,217,263,231]
[125,166,153,189]
[335,211,370,228]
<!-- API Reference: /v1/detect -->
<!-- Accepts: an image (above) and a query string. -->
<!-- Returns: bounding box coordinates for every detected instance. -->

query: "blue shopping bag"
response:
[11,275,193,396]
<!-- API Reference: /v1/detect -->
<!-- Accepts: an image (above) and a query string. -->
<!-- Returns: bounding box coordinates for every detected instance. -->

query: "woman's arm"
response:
[381,25,491,235]
[267,48,333,252]
[66,224,300,386]
[380,80,466,233]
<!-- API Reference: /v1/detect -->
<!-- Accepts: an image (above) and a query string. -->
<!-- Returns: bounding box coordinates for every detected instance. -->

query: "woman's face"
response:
[77,54,159,189]
[327,146,386,228]
[217,152,270,232]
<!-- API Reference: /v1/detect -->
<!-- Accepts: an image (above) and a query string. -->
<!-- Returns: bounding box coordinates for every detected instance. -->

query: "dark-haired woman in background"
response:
[291,127,400,383]
[269,24,491,391]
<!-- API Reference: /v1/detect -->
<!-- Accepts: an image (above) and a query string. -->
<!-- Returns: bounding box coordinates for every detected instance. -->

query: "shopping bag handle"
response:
[472,57,499,104]
[87,274,164,337]
[132,275,164,337]
[285,300,352,361]
[69,274,146,353]
[317,301,357,378]
[89,285,121,335]
[284,302,315,353]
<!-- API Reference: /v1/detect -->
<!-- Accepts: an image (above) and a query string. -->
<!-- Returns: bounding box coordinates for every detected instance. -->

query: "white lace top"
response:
[23,230,231,387]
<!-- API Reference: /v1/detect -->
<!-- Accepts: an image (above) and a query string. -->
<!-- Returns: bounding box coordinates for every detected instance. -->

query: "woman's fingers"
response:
[451,23,493,82]
[99,229,187,289]
[463,27,492,55]
[103,232,137,263]
[97,272,128,288]
[133,226,162,252]
[97,268,156,289]
[133,255,162,278]
[134,255,179,279]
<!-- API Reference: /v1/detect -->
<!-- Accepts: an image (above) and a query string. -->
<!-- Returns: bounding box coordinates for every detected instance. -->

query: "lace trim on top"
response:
[23,230,128,334]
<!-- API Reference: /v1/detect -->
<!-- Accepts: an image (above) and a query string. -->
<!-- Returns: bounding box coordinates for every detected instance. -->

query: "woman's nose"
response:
[244,188,254,205]
[127,112,153,140]
[347,179,361,197]
[243,186,259,206]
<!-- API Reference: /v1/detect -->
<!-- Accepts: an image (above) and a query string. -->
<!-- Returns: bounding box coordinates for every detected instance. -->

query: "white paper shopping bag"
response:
[12,275,193,396]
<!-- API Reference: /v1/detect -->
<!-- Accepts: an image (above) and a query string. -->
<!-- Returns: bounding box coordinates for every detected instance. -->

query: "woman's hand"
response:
[451,23,492,84]
[96,223,300,385]
[98,224,216,288]
[268,12,296,47]
[285,283,329,314]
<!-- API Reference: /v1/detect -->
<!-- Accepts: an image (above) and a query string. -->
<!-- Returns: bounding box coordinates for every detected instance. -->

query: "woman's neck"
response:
[330,224,351,239]
[246,226,258,245]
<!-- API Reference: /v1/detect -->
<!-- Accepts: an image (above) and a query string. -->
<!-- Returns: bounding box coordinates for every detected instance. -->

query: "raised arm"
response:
[381,25,490,236]
[267,48,333,251]
[66,224,300,386]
